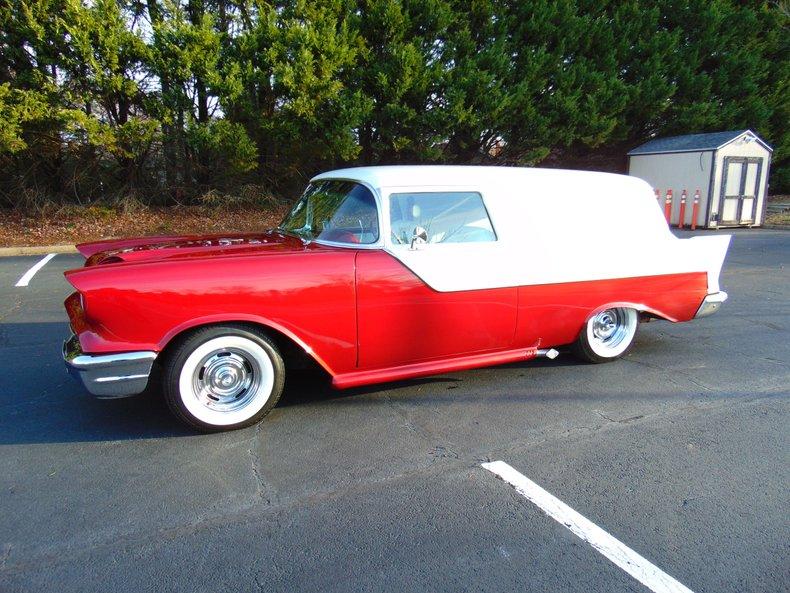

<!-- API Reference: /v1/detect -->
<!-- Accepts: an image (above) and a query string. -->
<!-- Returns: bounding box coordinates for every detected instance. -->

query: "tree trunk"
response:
[361,122,373,165]
[189,0,210,184]
[146,0,178,192]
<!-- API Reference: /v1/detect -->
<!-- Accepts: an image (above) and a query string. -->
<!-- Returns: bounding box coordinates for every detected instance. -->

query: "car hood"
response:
[77,230,316,266]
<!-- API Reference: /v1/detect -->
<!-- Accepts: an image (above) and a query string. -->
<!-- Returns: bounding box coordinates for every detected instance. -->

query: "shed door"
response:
[719,157,763,225]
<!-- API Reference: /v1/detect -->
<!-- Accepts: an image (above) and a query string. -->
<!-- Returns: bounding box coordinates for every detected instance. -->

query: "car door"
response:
[355,189,517,370]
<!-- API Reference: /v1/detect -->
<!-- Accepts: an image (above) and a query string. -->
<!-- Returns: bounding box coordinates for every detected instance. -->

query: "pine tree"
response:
[0,0,787,203]
[353,0,454,164]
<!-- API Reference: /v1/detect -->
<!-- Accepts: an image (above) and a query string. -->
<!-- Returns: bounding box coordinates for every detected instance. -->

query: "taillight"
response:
[64,291,89,333]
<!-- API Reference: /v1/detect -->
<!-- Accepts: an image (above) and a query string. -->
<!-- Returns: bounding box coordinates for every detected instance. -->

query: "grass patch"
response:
[766,211,790,226]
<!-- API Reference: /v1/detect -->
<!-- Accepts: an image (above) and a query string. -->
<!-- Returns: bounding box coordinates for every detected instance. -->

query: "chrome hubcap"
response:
[590,308,632,349]
[593,310,618,340]
[193,349,261,412]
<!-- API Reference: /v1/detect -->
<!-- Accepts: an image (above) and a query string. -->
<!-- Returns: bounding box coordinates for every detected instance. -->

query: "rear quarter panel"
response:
[516,272,709,347]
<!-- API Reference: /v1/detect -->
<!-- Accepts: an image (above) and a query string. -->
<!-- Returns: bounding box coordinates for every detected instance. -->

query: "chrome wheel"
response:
[193,349,261,412]
[178,335,275,426]
[585,307,638,359]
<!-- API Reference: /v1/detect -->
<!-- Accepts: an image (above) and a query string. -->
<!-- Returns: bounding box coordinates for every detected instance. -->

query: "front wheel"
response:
[163,325,285,432]
[572,307,638,363]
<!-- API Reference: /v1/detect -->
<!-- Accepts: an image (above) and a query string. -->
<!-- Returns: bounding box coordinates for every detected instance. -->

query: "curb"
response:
[0,244,78,257]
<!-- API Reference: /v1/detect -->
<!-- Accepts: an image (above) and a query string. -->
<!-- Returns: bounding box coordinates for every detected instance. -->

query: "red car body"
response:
[65,229,708,389]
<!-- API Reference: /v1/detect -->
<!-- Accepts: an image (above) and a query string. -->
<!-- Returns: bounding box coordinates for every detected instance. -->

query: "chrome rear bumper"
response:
[695,291,728,319]
[63,334,157,398]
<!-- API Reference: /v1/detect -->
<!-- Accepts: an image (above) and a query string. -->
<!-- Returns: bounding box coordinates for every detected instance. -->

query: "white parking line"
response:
[482,460,695,593]
[14,253,57,287]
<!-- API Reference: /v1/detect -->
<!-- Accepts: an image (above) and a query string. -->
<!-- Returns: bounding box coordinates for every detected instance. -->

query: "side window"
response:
[389,192,497,245]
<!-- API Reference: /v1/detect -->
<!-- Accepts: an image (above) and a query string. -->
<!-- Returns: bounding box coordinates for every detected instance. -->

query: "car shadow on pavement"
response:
[1,322,195,445]
[0,322,496,445]
[277,352,587,407]
[0,321,659,445]
[0,321,578,444]
[276,371,464,408]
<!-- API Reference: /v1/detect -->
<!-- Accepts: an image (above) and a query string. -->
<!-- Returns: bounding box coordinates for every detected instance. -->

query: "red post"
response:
[655,188,660,203]
[664,189,673,224]
[678,189,687,229]
[691,189,700,230]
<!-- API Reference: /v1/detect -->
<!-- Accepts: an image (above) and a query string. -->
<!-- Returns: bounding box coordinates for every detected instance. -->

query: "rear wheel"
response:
[163,325,285,432]
[572,307,638,363]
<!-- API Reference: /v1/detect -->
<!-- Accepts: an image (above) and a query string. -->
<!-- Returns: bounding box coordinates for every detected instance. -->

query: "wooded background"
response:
[1,0,787,209]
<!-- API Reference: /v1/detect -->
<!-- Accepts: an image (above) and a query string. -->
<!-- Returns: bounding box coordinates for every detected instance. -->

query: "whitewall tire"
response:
[163,325,285,431]
[573,307,638,363]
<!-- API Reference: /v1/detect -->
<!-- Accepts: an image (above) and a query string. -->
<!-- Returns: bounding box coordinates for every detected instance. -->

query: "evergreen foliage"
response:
[0,0,787,206]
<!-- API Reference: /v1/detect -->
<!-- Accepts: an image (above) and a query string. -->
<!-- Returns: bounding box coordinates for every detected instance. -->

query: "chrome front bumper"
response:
[695,291,728,319]
[63,334,157,398]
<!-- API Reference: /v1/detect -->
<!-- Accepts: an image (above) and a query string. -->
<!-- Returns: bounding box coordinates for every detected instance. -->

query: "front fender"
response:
[63,250,358,376]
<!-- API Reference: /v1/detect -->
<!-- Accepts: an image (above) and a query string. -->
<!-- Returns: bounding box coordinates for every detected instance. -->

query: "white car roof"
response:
[309,165,730,296]
[311,165,640,192]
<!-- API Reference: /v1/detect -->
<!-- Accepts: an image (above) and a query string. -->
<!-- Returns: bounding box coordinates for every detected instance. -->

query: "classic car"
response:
[63,166,731,431]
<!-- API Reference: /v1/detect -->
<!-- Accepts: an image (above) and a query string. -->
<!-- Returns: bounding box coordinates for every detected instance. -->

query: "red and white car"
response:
[63,166,731,431]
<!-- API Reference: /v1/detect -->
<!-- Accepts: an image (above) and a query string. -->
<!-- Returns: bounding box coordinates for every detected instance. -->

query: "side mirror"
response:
[410,226,428,250]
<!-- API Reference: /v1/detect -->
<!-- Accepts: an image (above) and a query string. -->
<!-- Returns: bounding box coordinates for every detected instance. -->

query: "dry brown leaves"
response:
[0,204,290,247]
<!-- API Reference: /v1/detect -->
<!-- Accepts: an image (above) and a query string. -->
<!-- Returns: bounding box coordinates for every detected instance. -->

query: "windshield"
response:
[279,180,380,245]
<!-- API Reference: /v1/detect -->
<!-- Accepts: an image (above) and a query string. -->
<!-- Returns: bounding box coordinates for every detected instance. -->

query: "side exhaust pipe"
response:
[536,348,559,360]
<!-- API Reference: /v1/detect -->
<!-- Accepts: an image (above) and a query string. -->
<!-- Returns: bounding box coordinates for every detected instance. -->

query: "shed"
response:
[628,130,772,228]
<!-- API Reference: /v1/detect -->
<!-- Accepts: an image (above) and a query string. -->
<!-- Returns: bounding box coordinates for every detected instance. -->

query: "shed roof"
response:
[627,129,772,156]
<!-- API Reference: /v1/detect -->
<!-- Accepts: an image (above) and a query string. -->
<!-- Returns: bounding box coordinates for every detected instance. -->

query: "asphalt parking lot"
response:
[0,229,787,593]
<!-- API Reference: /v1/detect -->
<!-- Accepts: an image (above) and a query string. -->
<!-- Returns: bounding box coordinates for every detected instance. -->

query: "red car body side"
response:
[65,234,709,389]
[356,251,519,369]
